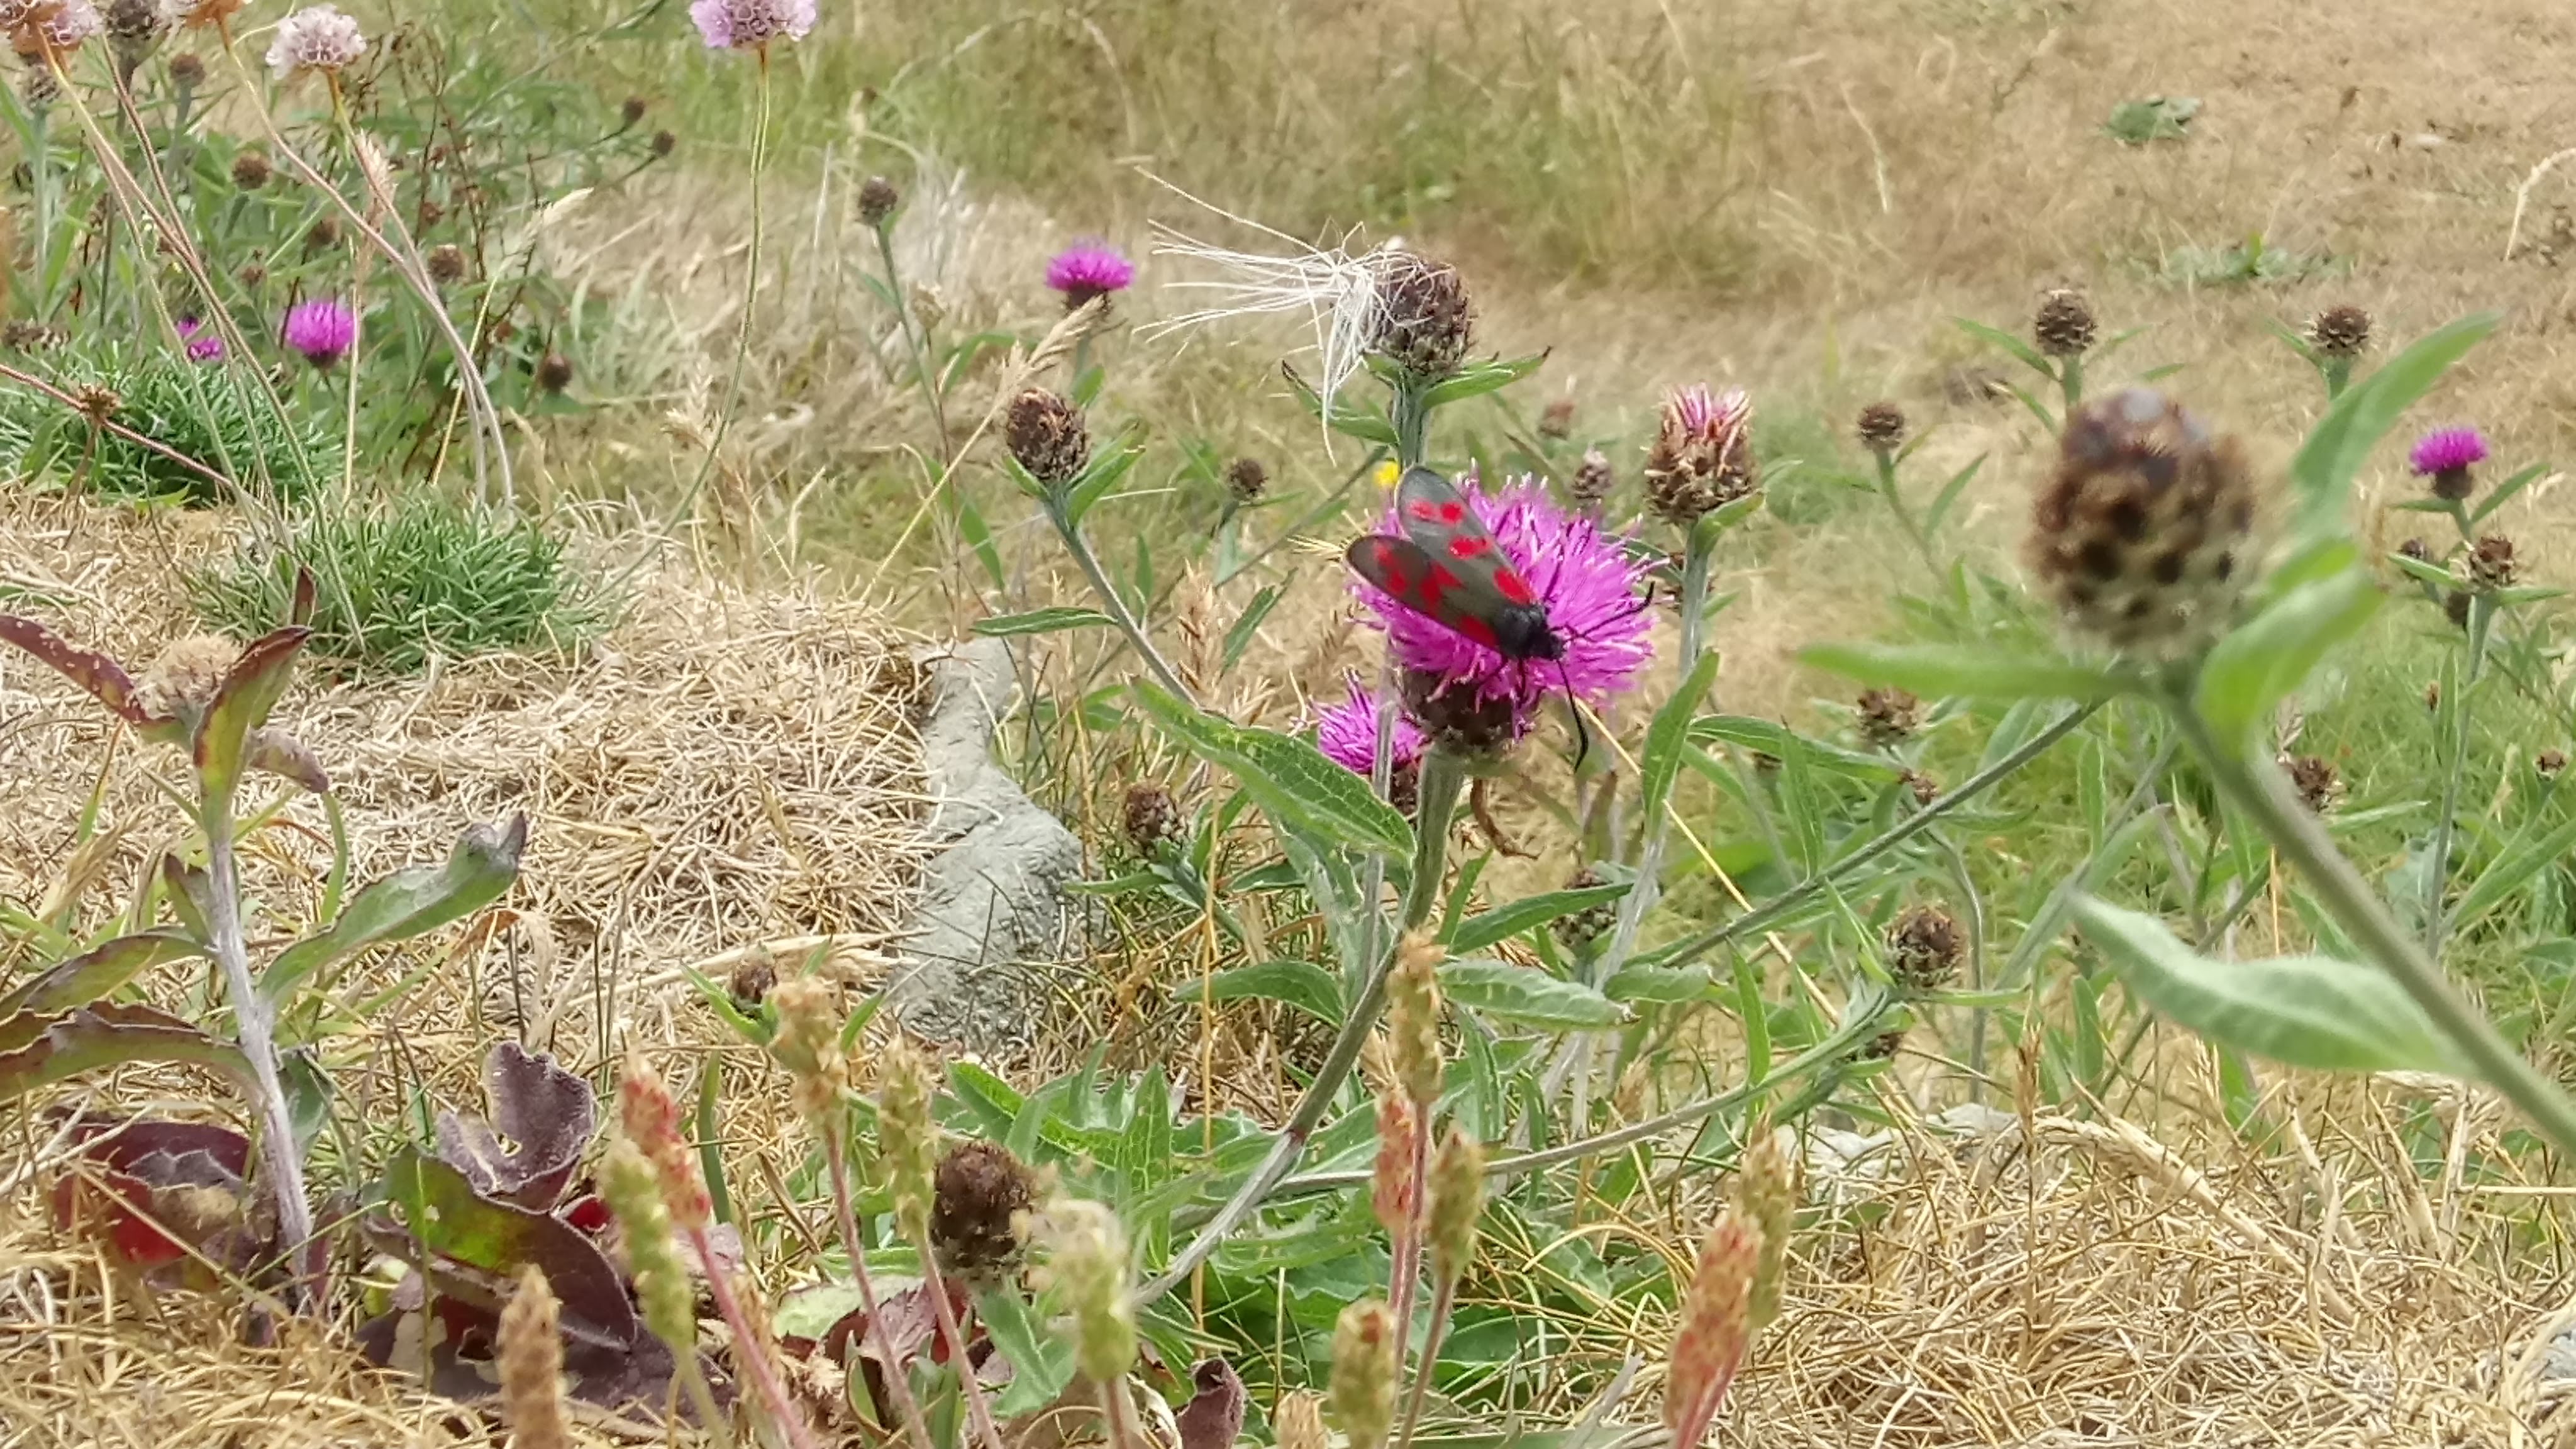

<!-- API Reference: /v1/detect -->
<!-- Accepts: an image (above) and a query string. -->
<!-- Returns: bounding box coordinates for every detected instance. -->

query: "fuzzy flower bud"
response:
[1036,1199,1136,1385]
[1224,456,1267,506]
[2308,304,2372,360]
[1121,780,1180,856]
[1275,1392,1328,1449]
[1568,448,1614,514]
[499,1265,572,1449]
[1730,1129,1794,1330]
[1005,387,1090,489]
[2541,749,2568,780]
[600,1140,694,1352]
[1386,931,1445,1108]
[1426,1128,1484,1289]
[1662,1211,1762,1449]
[931,1139,1039,1286]
[1368,251,1474,381]
[167,50,201,85]
[535,352,574,394]
[1885,906,1963,994]
[767,976,849,1124]
[1328,1299,1399,1449]
[133,633,239,727]
[1855,400,1907,455]
[857,174,901,228]
[1644,384,1757,530]
[877,1036,941,1241]
[426,243,467,284]
[2033,287,2097,358]
[1538,397,1575,440]
[230,150,270,189]
[617,1052,710,1231]
[1856,687,1920,748]
[651,129,677,158]
[1369,1091,1420,1240]
[2028,387,2257,652]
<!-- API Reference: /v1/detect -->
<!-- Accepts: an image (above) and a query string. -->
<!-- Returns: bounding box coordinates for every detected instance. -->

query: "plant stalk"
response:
[202,800,318,1303]
[1048,499,1195,703]
[871,219,952,463]
[914,1251,1006,1449]
[689,1221,820,1449]
[2424,596,2490,956]
[823,1131,938,1449]
[1392,1277,1456,1449]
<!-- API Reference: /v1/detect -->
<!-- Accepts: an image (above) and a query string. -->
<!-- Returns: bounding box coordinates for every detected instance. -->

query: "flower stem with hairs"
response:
[203,792,319,1301]
[1046,494,1195,702]
[869,215,952,464]
[674,50,772,522]
[818,1129,937,1449]
[2424,596,2492,956]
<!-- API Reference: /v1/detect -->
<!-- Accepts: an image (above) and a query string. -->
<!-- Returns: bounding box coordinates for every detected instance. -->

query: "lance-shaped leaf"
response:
[262,814,528,1004]
[1450,880,1630,955]
[1438,960,1629,1030]
[160,855,214,943]
[0,929,206,1021]
[192,626,311,808]
[247,727,331,794]
[1131,684,1412,856]
[369,1146,640,1348]
[0,614,153,724]
[0,1004,254,1095]
[434,1041,597,1211]
[1172,958,1346,1024]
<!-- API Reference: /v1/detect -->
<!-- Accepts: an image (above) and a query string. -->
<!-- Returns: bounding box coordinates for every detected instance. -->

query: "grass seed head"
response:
[1663,1211,1762,1449]
[1328,1299,1399,1449]
[1035,1199,1136,1385]
[600,1140,694,1352]
[498,1265,571,1449]
[617,1052,711,1231]
[768,975,849,1124]
[878,1036,941,1241]
[1275,1392,1328,1449]
[1370,1090,1420,1237]
[2028,387,2257,652]
[1731,1127,1794,1330]
[1427,1127,1485,1287]
[1387,930,1446,1107]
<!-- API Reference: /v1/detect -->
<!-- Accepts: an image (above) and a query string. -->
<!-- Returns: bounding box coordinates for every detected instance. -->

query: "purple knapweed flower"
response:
[1045,241,1134,311]
[2409,426,2489,502]
[281,297,355,369]
[1352,473,1654,714]
[177,314,223,364]
[1668,383,1752,445]
[1314,677,1428,781]
[688,0,814,51]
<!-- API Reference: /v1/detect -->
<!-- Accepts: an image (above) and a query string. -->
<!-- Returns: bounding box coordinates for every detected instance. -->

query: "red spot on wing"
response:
[1369,539,1410,592]
[1448,536,1492,559]
[1454,615,1498,645]
[1406,500,1445,523]
[1436,501,1465,523]
[1419,564,1462,611]
[1492,567,1536,604]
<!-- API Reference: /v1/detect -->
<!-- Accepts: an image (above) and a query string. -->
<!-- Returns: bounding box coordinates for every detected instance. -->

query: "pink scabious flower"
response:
[1045,241,1134,311]
[264,3,364,79]
[281,297,355,369]
[1352,474,1653,713]
[687,0,813,51]
[177,314,223,363]
[1314,677,1427,780]
[33,0,101,48]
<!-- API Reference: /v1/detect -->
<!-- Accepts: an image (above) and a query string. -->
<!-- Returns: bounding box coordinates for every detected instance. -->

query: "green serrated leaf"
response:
[1438,960,1628,1030]
[1130,684,1411,856]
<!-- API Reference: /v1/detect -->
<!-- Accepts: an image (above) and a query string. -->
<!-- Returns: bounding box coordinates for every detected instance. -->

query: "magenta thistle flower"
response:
[280,298,355,369]
[687,0,814,51]
[1314,677,1427,780]
[1668,384,1752,445]
[1046,241,1135,311]
[178,314,223,364]
[1352,474,1653,713]
[2410,426,2489,502]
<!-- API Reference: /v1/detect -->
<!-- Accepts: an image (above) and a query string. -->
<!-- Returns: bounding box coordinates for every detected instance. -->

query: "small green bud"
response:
[1328,1299,1398,1449]
[1426,1128,1485,1289]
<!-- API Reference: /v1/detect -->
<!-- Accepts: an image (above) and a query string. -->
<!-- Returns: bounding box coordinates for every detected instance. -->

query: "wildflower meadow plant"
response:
[280,297,355,368]
[1046,240,1135,311]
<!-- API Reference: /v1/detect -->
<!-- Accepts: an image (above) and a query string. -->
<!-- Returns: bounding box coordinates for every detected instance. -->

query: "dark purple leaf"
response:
[1174,1358,1246,1449]
[0,614,150,723]
[193,626,310,806]
[48,1117,272,1277]
[355,1291,697,1418]
[0,1004,254,1094]
[0,929,206,1020]
[289,566,316,628]
[434,1041,596,1211]
[369,1146,638,1349]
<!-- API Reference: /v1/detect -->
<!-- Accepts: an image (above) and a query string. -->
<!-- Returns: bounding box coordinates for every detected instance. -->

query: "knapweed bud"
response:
[2028,388,2257,652]
[2445,591,2473,629]
[230,150,270,189]
[1005,387,1090,488]
[2308,304,2372,360]
[1036,1199,1136,1385]
[620,95,647,125]
[2411,427,2489,502]
[1538,397,1576,440]
[2470,535,2518,591]
[2033,287,2097,358]
[1552,865,1618,953]
[135,634,240,726]
[1370,1091,1419,1240]
[1885,906,1962,994]
[1368,250,1475,380]
[535,352,574,394]
[426,243,467,284]
[1644,384,1756,530]
[305,215,340,252]
[1860,1024,1908,1060]
[650,128,677,158]
[1569,448,1615,514]
[236,262,267,289]
[1856,687,1921,747]
[1901,769,1940,808]
[1224,455,1267,505]
[768,975,850,1124]
[1386,930,1445,1108]
[2397,537,2433,565]
[167,51,203,86]
[857,174,901,228]
[1662,1211,1762,1449]
[1855,400,1907,455]
[727,945,775,1010]
[1730,1128,1793,1330]
[2282,753,2343,814]
[1121,780,1180,855]
[600,1140,694,1352]
[931,1139,1038,1286]
[1328,1299,1399,1449]
[2543,749,2569,780]
[877,1036,941,1241]
[1398,667,1525,756]
[498,1265,572,1449]
[617,1052,711,1231]
[1426,1128,1484,1289]
[1275,1391,1328,1449]
[73,384,121,424]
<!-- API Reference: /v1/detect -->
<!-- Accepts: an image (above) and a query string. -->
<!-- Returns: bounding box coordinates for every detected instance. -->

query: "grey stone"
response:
[889,637,1084,1052]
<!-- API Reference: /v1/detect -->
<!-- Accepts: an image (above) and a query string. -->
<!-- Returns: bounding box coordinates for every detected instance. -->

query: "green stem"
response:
[1392,1277,1455,1449]
[203,799,318,1303]
[2163,687,2576,1158]
[1048,500,1194,703]
[2059,353,2086,415]
[674,52,770,526]
[1136,749,1468,1305]
[1873,452,1939,577]
[871,219,952,464]
[824,1132,938,1449]
[2425,597,2491,955]
[690,1221,819,1449]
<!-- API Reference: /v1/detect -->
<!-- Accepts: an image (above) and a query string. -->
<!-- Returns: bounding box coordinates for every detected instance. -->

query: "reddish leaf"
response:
[0,614,150,723]
[355,1292,698,1418]
[192,626,310,806]
[369,1146,639,1349]
[0,1004,255,1094]
[1174,1358,1246,1449]
[48,1118,272,1279]
[0,929,206,1021]
[289,566,317,628]
[434,1041,596,1211]
[823,1279,980,1423]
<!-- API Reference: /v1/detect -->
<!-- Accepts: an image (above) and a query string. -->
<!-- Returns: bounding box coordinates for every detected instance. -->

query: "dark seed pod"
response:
[1399,668,1522,756]
[930,1140,1040,1287]
[1224,457,1267,506]
[1552,867,1618,954]
[2034,287,2098,358]
[2445,591,2472,628]
[2539,749,2567,780]
[306,215,341,252]
[1857,687,1921,748]
[1004,388,1089,488]
[1368,252,1475,381]
[167,52,204,87]
[1121,782,1180,856]
[1886,906,1963,994]
[857,175,901,228]
[535,353,574,394]
[1856,400,1908,454]
[1901,769,1941,808]
[230,150,272,189]
[621,96,648,126]
[1568,448,1614,513]
[650,129,677,158]
[1860,1025,1908,1061]
[426,243,467,285]
[727,949,776,1011]
[2282,754,2343,814]
[2028,388,2258,652]
[2470,535,2518,591]
[2308,304,2372,359]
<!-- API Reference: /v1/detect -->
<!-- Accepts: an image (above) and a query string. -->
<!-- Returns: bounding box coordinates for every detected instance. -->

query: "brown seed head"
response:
[426,242,466,284]
[1901,769,1940,808]
[2028,388,2258,652]
[2540,749,2568,780]
[72,384,120,423]
[135,633,240,723]
[167,51,202,86]
[305,215,340,251]
[2470,535,2518,591]
[857,174,901,228]
[1121,781,1180,856]
[2034,287,2098,358]
[229,149,270,188]
[931,1139,1039,1285]
[1885,905,1963,994]
[497,1265,571,1449]
[650,128,676,157]
[1569,448,1614,513]
[1552,865,1618,953]
[1368,251,1475,380]
[236,262,266,289]
[2282,754,2343,814]
[1856,400,1908,454]
[620,95,647,125]
[535,352,574,394]
[1004,387,1090,488]
[726,946,775,1010]
[1856,687,1921,748]
[1399,667,1522,756]
[2309,304,2372,360]
[1538,397,1576,440]
[1224,455,1267,505]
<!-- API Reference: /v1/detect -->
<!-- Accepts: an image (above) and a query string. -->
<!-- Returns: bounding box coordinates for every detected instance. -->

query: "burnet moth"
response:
[1344,465,1567,663]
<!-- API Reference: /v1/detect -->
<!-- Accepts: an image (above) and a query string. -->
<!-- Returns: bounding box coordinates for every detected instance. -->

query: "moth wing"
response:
[1345,533,1513,647]
[1391,467,1543,608]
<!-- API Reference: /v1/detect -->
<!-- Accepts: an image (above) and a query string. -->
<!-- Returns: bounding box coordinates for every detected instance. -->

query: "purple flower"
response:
[1046,242,1134,311]
[1352,473,1654,714]
[1668,383,1751,445]
[1314,677,1428,781]
[2411,426,2489,502]
[281,298,355,369]
[178,314,223,364]
[688,0,814,51]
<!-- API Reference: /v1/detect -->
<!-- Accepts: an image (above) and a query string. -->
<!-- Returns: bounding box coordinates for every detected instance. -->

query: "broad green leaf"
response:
[0,929,204,1021]
[374,1146,640,1347]
[0,1004,253,1093]
[1801,642,2128,702]
[980,1288,1078,1416]
[1451,883,1629,956]
[1131,684,1411,857]
[1641,651,1722,822]
[1438,960,1628,1030]
[972,608,1116,638]
[2073,896,2466,1076]
[2388,552,2459,589]
[2194,565,2380,747]
[1172,958,1345,1023]
[1603,963,1714,1003]
[1063,439,1145,525]
[1421,353,1546,409]
[2290,312,2500,543]
[1221,586,1285,674]
[2451,808,2576,934]
[263,815,528,1004]
[1953,316,2053,377]
[192,626,310,807]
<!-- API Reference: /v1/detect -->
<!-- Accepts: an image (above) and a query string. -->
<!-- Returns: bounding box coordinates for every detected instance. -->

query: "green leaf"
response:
[982,1287,1079,1416]
[957,489,1008,593]
[1801,642,2128,702]
[2073,896,2467,1076]
[1923,455,1985,536]
[2388,552,2460,589]
[1130,684,1411,857]
[0,1004,253,1094]
[262,815,528,1005]
[972,608,1117,638]
[1283,367,1401,447]
[2470,463,2553,525]
[1063,439,1145,526]
[2290,312,2501,543]
[1221,586,1285,674]
[1421,353,1546,409]
[192,626,309,807]
[2194,564,2381,747]
[2451,808,2576,935]
[1640,651,1722,823]
[1451,883,1629,956]
[1172,958,1346,1023]
[1953,316,2053,377]
[1603,963,1714,1003]
[1438,960,1628,1030]
[374,1146,640,1347]
[0,928,205,1021]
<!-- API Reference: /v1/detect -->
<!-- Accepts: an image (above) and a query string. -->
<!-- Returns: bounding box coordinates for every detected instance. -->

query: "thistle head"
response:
[2470,535,2519,591]
[280,297,357,370]
[1121,780,1181,857]
[1045,240,1135,313]
[2411,427,2489,501]
[1367,250,1475,381]
[1224,455,1268,506]
[2308,304,2372,359]
[857,175,901,228]
[931,1139,1040,1287]
[2282,753,2343,814]
[1885,905,1963,994]
[687,0,815,50]
[2028,388,2258,653]
[2033,287,2097,358]
[1855,687,1921,748]
[1005,387,1090,489]
[1855,400,1907,455]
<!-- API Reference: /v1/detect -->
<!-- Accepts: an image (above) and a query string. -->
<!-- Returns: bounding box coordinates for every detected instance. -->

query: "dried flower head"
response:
[228,150,269,189]
[1731,1126,1794,1330]
[1224,456,1267,505]
[1663,1211,1762,1449]
[535,352,574,394]
[726,946,775,1009]
[134,634,239,724]
[931,1140,1039,1286]
[165,49,200,84]
[2412,427,2489,502]
[1121,780,1181,855]
[650,128,676,157]
[2282,754,2343,814]
[2541,749,2568,780]
[767,976,849,1124]
[1552,865,1618,953]
[174,0,237,28]
[1856,400,1908,454]
[1568,448,1614,514]
[1367,250,1474,380]
[1369,1091,1419,1239]
[423,243,467,285]
[877,1036,941,1240]
[1004,387,1089,489]
[857,174,901,227]
[2397,537,2433,565]
[264,3,364,79]
[687,0,813,50]
[1397,667,1528,757]
[2470,535,2518,591]
[2033,287,2097,358]
[1856,687,1921,748]
[280,297,356,369]
[1046,240,1135,312]
[1313,678,1426,809]
[2028,388,2257,652]
[2445,590,2472,629]
[1860,1024,1908,1060]
[1035,1199,1136,1385]
[1386,931,1445,1108]
[72,384,119,423]
[1538,397,1576,440]
[599,1140,694,1351]
[1901,768,1940,808]
[31,0,101,51]
[103,0,164,41]
[1426,1128,1484,1288]
[498,1265,571,1449]
[2308,304,2372,359]
[1275,1391,1329,1449]
[1328,1299,1399,1449]
[1885,905,1963,994]
[1644,384,1757,528]
[617,1052,710,1231]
